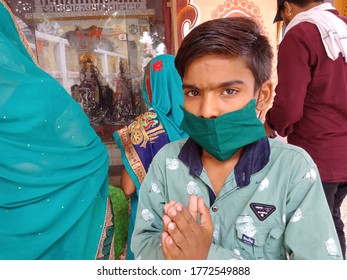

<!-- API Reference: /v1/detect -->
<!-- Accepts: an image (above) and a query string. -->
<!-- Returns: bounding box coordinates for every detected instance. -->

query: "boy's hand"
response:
[161,195,213,259]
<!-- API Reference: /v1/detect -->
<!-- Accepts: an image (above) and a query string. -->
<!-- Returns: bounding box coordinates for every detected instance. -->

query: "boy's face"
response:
[182,55,257,118]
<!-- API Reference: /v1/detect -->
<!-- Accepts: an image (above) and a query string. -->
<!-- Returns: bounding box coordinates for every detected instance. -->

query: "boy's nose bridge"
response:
[199,94,219,118]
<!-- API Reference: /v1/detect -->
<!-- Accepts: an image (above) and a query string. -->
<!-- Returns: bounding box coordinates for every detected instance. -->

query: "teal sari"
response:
[0,1,113,259]
[114,54,188,259]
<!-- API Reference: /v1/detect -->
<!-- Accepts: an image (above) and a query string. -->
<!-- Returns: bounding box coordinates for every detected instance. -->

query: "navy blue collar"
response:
[178,137,270,188]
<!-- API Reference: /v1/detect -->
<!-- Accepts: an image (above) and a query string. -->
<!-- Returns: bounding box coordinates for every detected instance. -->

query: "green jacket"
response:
[132,138,342,260]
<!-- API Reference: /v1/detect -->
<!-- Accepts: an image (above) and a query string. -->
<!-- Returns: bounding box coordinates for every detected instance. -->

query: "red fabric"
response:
[266,10,347,182]
[145,63,152,104]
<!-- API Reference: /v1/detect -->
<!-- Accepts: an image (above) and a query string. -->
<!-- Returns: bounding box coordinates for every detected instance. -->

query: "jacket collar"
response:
[178,137,270,188]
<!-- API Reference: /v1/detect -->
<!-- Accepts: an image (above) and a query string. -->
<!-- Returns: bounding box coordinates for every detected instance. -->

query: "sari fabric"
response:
[0,1,113,260]
[142,55,187,142]
[114,54,187,259]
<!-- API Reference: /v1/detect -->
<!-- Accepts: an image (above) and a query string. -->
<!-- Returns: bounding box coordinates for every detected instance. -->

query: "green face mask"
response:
[180,99,266,161]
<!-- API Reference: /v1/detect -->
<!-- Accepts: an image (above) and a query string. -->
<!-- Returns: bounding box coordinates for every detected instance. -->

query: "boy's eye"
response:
[185,90,200,97]
[223,88,237,96]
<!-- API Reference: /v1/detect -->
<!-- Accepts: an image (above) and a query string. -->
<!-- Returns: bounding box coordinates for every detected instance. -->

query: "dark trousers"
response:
[322,182,347,259]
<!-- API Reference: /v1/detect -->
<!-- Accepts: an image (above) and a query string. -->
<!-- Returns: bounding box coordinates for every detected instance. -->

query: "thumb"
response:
[197,197,213,232]
[188,194,198,221]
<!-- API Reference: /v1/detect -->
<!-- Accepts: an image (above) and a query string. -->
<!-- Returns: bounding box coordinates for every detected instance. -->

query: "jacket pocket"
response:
[235,225,284,259]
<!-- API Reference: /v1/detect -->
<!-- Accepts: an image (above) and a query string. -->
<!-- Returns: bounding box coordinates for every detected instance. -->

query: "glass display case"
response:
[6,0,171,141]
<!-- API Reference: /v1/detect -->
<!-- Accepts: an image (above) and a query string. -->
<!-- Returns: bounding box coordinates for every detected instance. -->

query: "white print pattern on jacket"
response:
[305,168,317,183]
[166,157,180,170]
[235,216,257,237]
[151,182,161,193]
[213,224,220,241]
[258,177,269,192]
[325,238,339,256]
[141,209,155,222]
[290,208,303,223]
[187,181,200,195]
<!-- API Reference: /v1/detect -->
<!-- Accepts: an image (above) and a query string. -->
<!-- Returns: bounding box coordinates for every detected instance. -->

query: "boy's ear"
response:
[256,80,273,112]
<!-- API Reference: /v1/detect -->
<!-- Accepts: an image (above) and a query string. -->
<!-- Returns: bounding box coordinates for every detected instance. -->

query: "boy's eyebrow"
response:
[182,80,245,90]
[182,84,198,90]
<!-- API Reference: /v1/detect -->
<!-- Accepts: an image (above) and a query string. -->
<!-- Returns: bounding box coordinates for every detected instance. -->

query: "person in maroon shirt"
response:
[265,0,347,258]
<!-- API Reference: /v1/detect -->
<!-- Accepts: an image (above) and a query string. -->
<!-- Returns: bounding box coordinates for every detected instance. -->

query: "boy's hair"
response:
[175,17,273,90]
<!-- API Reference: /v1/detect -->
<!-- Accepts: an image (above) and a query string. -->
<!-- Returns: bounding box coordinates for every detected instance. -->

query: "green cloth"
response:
[108,185,129,260]
[180,100,266,161]
[0,2,110,259]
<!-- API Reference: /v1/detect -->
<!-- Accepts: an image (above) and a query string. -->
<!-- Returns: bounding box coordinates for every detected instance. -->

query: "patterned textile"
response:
[113,54,188,259]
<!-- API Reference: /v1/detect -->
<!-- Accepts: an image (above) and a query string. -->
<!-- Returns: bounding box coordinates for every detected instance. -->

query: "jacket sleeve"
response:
[130,156,166,260]
[266,32,312,137]
[284,165,343,260]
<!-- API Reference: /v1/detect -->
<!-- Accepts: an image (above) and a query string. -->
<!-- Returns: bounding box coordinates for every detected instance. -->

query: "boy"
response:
[131,17,342,260]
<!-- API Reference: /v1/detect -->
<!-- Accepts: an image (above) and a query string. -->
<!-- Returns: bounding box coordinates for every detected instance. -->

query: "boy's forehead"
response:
[183,55,254,87]
[184,54,248,72]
